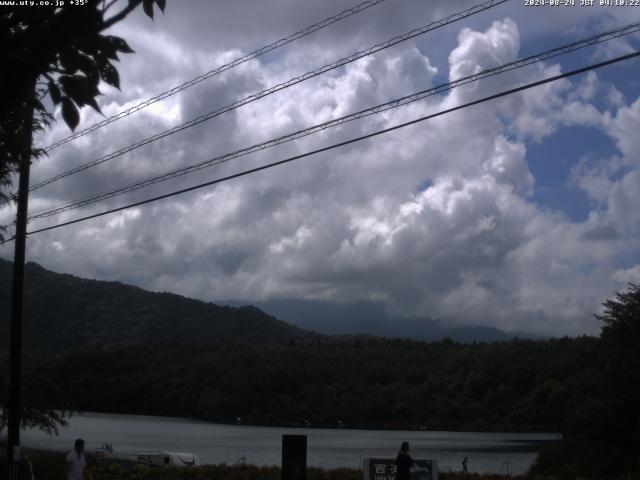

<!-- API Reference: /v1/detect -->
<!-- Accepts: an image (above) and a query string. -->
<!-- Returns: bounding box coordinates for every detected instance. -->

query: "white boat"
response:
[136,451,200,467]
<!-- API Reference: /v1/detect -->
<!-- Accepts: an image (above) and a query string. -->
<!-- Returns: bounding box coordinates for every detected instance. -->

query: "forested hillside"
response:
[0,259,318,350]
[0,336,598,432]
[1,258,638,477]
[0,258,603,434]
[0,259,531,348]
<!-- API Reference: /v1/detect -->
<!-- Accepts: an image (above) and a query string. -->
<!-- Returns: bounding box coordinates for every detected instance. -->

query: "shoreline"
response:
[14,413,551,475]
[57,410,563,436]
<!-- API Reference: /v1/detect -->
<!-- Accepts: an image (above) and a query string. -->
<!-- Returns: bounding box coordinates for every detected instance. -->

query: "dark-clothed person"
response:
[395,441,413,480]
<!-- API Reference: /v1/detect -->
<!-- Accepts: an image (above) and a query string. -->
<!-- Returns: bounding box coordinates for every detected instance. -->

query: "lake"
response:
[21,412,559,475]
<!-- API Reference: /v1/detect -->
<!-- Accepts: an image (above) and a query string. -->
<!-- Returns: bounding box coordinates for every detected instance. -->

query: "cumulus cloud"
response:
[604,96,640,163]
[449,18,520,83]
[613,265,640,284]
[3,2,640,337]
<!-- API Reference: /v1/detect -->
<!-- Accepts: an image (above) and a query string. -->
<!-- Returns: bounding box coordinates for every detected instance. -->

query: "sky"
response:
[2,0,640,336]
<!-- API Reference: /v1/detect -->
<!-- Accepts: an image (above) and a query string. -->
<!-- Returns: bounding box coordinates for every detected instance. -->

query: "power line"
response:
[4,50,635,242]
[30,0,510,192]
[26,22,640,222]
[40,0,389,153]
[26,22,640,219]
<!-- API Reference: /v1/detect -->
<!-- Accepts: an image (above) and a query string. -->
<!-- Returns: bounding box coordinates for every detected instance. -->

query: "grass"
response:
[7,446,640,479]
[3,449,529,480]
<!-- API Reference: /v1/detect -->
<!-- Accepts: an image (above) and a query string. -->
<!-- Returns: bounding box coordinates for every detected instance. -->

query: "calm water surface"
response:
[21,413,559,475]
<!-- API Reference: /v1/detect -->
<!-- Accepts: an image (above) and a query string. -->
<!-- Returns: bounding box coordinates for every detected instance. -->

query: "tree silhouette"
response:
[534,283,640,477]
[0,0,166,431]
[595,283,640,473]
[0,0,166,204]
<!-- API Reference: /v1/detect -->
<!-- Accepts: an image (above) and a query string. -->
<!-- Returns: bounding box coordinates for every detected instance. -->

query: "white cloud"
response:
[613,265,640,284]
[449,18,520,84]
[604,96,640,163]
[3,5,640,338]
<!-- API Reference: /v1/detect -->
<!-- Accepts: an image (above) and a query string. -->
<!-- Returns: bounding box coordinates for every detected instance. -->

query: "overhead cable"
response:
[31,0,510,192]
[41,0,389,152]
[4,50,634,242]
[26,22,640,222]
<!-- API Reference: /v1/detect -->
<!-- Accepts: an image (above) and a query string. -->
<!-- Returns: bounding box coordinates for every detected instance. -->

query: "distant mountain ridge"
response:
[226,298,544,343]
[0,258,541,352]
[0,259,319,351]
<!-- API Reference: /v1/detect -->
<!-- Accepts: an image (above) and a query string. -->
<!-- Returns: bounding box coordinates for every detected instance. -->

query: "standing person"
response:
[65,438,90,480]
[462,456,469,473]
[395,441,413,480]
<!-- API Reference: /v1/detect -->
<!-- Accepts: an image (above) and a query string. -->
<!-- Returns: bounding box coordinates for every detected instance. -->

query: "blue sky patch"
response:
[526,125,618,221]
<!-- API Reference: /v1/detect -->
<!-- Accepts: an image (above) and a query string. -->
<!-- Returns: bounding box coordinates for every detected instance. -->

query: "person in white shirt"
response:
[65,438,90,480]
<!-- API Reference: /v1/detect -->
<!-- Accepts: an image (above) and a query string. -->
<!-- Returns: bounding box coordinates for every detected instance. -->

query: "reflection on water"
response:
[21,412,559,474]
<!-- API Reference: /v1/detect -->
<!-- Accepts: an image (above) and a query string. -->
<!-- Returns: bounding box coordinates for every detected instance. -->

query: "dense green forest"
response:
[0,336,598,431]
[2,286,638,478]
[0,257,638,477]
[0,259,318,351]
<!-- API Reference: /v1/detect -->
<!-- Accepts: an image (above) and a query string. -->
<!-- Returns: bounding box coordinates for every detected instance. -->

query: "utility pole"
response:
[6,82,35,480]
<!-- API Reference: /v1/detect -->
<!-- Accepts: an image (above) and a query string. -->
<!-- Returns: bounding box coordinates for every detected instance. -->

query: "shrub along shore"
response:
[6,443,640,479]
[3,447,533,480]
